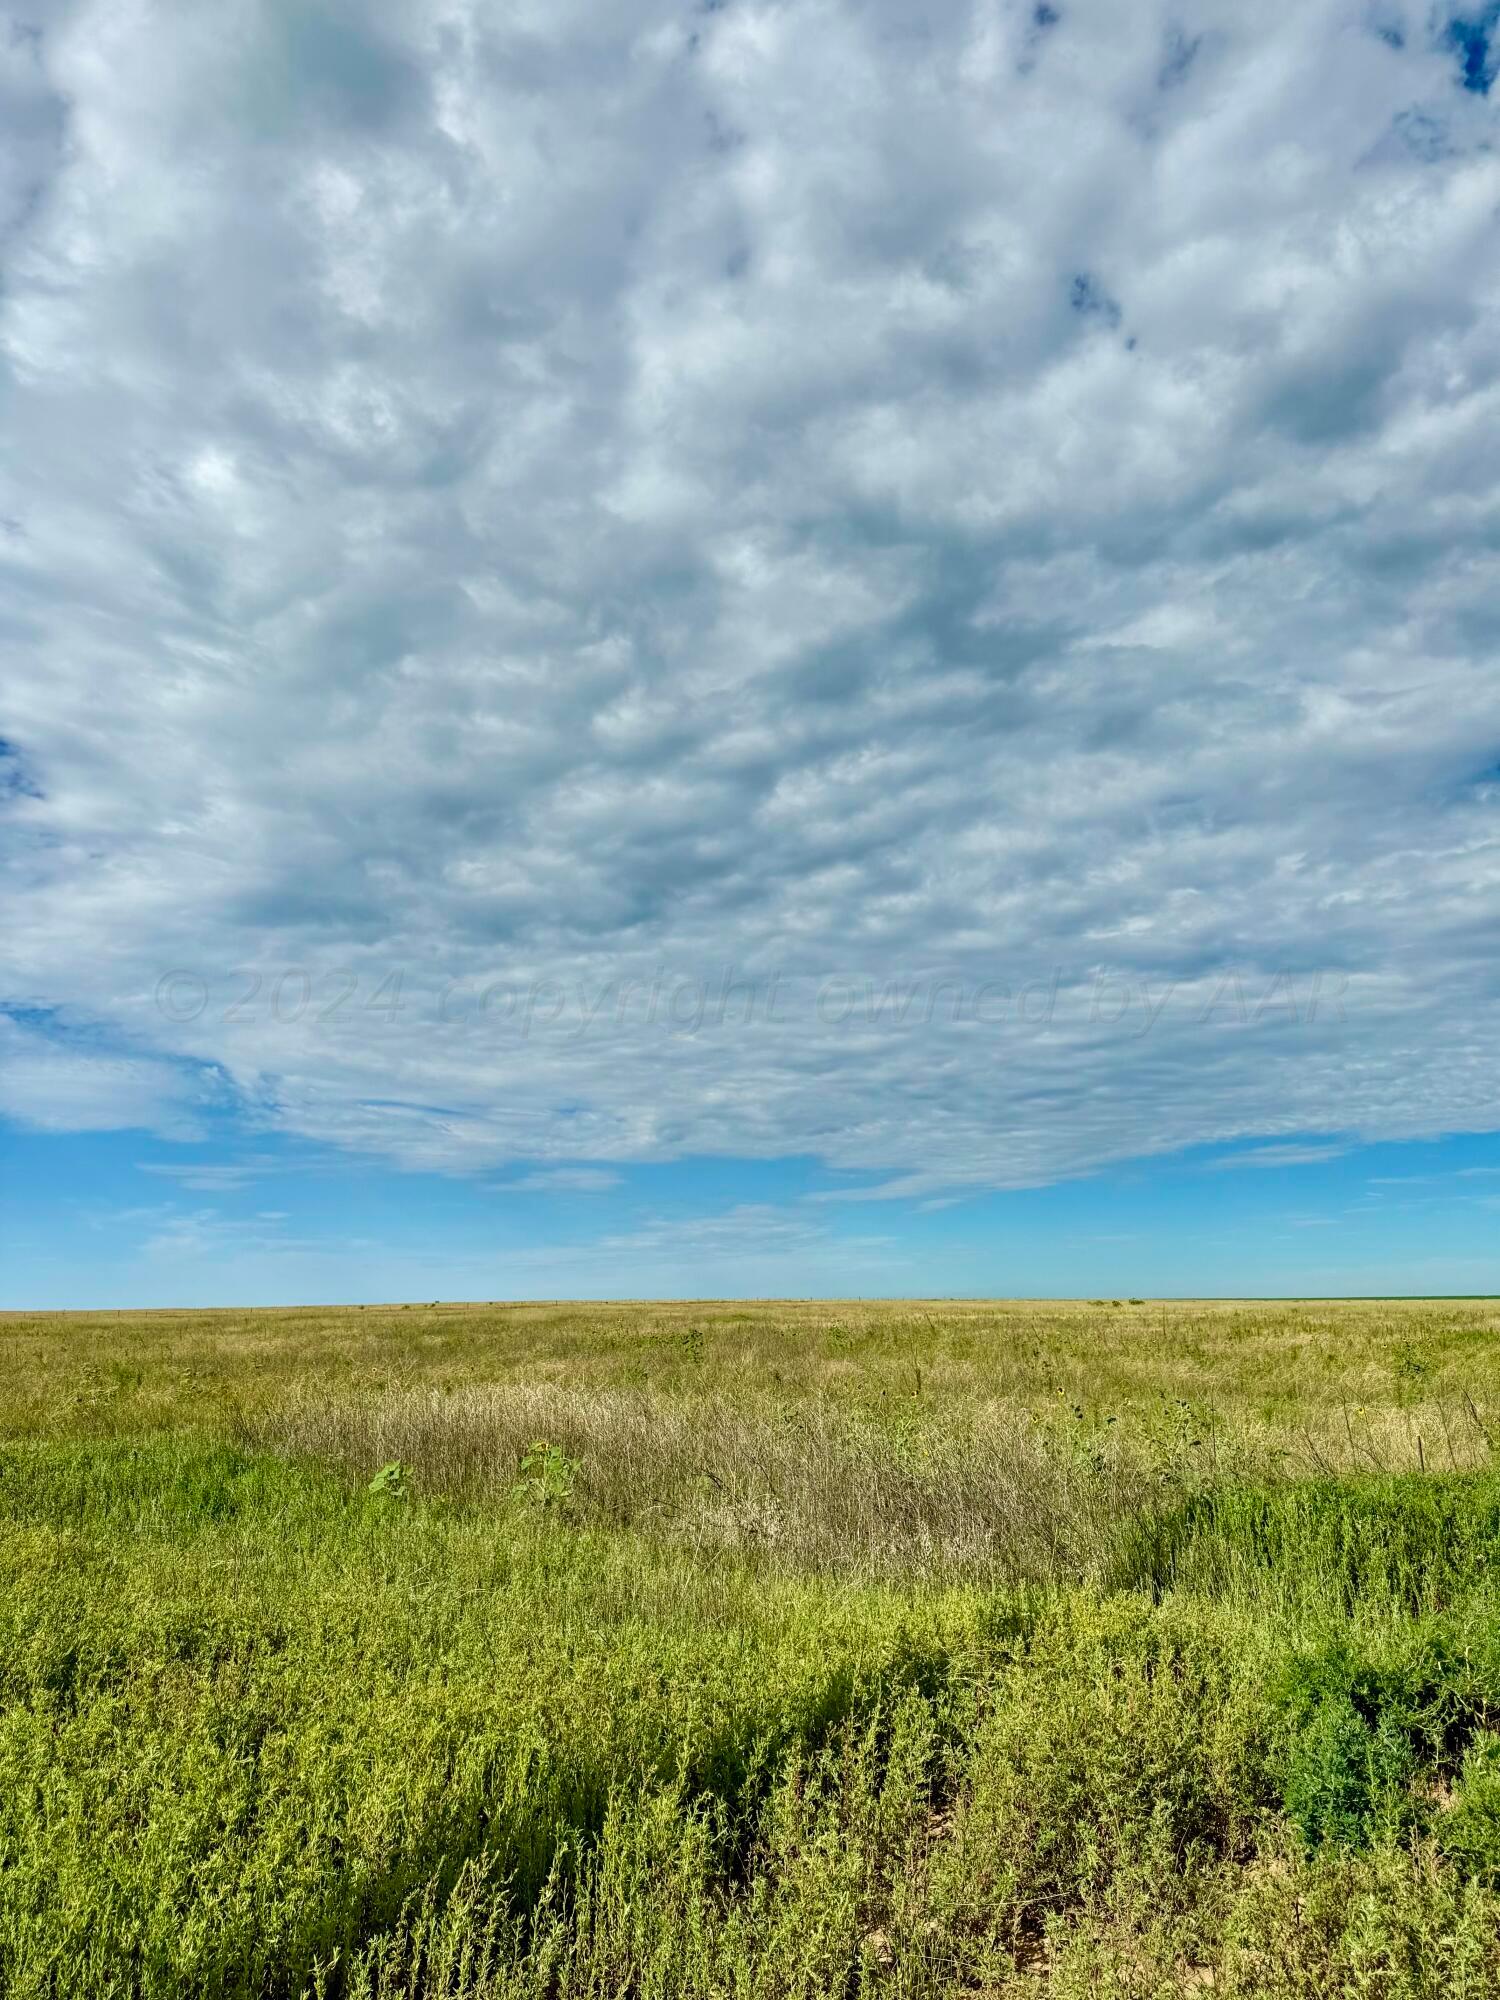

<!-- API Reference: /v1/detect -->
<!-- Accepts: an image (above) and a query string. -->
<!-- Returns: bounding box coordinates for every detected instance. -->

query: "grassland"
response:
[3,1297,1500,1996]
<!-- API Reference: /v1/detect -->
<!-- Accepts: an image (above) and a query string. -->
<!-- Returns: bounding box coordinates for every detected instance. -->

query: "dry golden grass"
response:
[3,1292,1496,1441]
[256,1381,1171,1582]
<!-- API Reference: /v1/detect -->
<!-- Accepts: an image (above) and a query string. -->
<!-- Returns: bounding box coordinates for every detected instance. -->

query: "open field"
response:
[4,1298,1500,1996]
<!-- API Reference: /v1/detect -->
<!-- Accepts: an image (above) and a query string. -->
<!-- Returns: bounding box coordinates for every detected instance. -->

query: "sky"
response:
[2,0,1500,1306]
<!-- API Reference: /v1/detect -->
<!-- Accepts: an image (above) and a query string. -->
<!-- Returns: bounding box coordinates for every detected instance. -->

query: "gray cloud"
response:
[3,0,1500,1193]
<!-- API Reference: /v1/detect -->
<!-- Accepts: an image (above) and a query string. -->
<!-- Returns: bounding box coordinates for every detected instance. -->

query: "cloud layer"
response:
[4,0,1500,1193]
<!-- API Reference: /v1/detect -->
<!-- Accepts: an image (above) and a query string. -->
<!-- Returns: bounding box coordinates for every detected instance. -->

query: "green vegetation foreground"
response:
[4,1298,1500,1996]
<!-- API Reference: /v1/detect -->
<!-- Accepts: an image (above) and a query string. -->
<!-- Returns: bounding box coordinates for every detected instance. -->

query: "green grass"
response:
[5,1301,1500,1995]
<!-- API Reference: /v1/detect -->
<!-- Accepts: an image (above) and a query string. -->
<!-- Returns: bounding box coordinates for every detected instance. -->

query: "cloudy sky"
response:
[4,0,1500,1305]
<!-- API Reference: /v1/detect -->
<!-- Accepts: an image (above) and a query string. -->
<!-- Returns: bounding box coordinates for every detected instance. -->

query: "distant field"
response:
[4,1299,1500,1995]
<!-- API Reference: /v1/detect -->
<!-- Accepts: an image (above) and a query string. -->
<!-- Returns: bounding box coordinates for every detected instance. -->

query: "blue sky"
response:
[6,1118,1500,1308]
[3,0,1500,1305]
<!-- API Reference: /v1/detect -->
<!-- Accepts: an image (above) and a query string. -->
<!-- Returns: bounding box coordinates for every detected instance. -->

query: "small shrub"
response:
[1283,1692,1416,1851]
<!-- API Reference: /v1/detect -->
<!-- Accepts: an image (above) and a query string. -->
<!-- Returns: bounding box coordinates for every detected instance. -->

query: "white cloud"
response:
[0,1016,207,1139]
[504,1167,623,1193]
[1204,1143,1350,1172]
[587,1202,906,1287]
[3,0,1500,1195]
[136,1157,281,1192]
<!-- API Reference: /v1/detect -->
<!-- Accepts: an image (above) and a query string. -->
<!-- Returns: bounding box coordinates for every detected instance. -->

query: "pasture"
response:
[3,1298,1500,1996]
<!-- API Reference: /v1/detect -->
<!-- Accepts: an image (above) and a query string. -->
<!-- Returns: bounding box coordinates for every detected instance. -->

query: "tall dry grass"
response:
[256,1370,1500,1587]
[256,1384,1170,1584]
